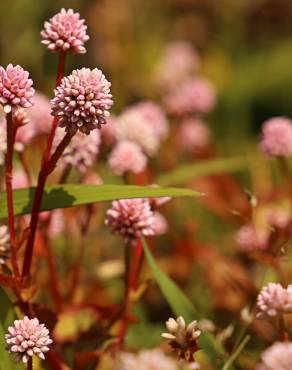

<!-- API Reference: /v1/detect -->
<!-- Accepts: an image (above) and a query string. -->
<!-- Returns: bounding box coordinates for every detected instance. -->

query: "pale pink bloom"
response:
[235,224,268,252]
[266,208,291,229]
[12,168,29,189]
[82,172,103,185]
[51,68,113,135]
[100,115,117,145]
[260,117,292,157]
[256,283,292,318]
[105,199,154,244]
[153,212,168,235]
[165,77,216,116]
[0,64,35,113]
[117,349,177,370]
[41,8,89,54]
[115,110,159,156]
[0,225,10,266]
[177,118,211,152]
[5,316,53,363]
[156,41,200,91]
[257,342,292,370]
[27,92,52,135]
[55,128,101,173]
[0,123,6,165]
[0,117,28,153]
[128,101,169,141]
[108,140,147,175]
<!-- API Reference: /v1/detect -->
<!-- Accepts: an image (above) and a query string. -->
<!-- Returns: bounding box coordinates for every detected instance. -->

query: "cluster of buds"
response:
[256,283,292,318]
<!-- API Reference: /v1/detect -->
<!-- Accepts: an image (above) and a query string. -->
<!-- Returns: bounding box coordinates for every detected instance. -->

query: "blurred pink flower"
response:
[82,172,103,185]
[118,349,177,370]
[260,117,292,157]
[41,8,89,54]
[0,64,35,113]
[266,208,291,230]
[152,212,169,235]
[156,41,200,91]
[235,224,268,252]
[39,210,65,238]
[5,316,53,363]
[0,123,6,165]
[51,68,113,135]
[27,92,52,135]
[165,77,216,116]
[256,283,292,318]
[105,199,154,244]
[100,115,117,145]
[258,342,292,370]
[0,225,10,267]
[108,140,147,175]
[12,168,29,189]
[177,118,211,152]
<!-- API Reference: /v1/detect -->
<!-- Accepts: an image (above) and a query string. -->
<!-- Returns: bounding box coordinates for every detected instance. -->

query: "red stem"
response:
[27,357,32,370]
[5,111,19,276]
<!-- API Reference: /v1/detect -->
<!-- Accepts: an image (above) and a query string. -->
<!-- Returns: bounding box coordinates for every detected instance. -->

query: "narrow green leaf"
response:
[156,157,248,186]
[221,335,251,370]
[141,237,226,366]
[0,289,24,370]
[0,184,201,220]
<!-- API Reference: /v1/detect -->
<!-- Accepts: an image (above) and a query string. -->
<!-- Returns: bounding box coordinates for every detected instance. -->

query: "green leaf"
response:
[141,237,226,366]
[156,157,248,186]
[0,184,201,220]
[0,289,24,370]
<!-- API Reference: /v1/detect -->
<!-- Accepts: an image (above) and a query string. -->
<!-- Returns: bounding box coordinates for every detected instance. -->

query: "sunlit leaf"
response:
[0,184,201,220]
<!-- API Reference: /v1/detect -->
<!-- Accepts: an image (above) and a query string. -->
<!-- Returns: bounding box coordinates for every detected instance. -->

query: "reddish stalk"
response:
[27,357,32,370]
[22,132,73,277]
[5,111,19,276]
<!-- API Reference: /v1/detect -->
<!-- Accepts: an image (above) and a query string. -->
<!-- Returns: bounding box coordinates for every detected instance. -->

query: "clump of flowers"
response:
[41,8,89,54]
[105,198,155,244]
[0,64,35,113]
[257,342,292,370]
[260,117,292,157]
[5,316,53,363]
[256,283,292,318]
[0,225,10,267]
[51,68,113,135]
[117,349,178,370]
[177,118,211,153]
[108,140,147,175]
[162,316,201,361]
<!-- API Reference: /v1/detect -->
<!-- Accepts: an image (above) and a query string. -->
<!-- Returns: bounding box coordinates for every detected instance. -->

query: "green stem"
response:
[221,335,250,370]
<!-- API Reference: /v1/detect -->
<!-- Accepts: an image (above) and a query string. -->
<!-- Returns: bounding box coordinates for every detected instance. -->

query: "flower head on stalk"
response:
[41,8,89,54]
[105,199,155,244]
[51,68,113,135]
[257,342,292,370]
[162,316,201,361]
[0,225,10,267]
[0,64,35,114]
[5,316,53,363]
[256,283,292,318]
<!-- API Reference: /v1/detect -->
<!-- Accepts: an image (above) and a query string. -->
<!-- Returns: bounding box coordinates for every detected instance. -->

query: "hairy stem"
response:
[5,111,19,276]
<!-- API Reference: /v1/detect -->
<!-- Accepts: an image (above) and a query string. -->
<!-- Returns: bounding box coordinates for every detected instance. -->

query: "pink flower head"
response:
[118,349,177,370]
[235,224,268,252]
[256,283,292,318]
[258,342,292,370]
[116,110,159,156]
[165,77,216,116]
[55,128,101,173]
[51,68,113,135]
[105,199,155,244]
[5,316,53,363]
[0,225,10,266]
[100,115,118,145]
[0,64,35,113]
[260,117,292,157]
[152,212,169,236]
[108,140,147,175]
[177,118,211,152]
[266,208,291,230]
[156,41,200,91]
[41,8,89,54]
[129,101,169,141]
[27,92,52,135]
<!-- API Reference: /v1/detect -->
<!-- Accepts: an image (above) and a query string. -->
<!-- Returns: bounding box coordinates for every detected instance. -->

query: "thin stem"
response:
[27,357,32,370]
[5,111,19,276]
[221,335,250,370]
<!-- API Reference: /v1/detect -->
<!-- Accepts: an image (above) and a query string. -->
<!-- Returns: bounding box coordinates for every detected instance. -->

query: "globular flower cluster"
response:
[5,316,53,363]
[177,118,211,153]
[162,316,201,362]
[117,349,178,370]
[41,8,89,54]
[105,198,155,244]
[51,68,113,135]
[256,283,292,318]
[55,128,101,173]
[165,77,216,116]
[108,140,147,175]
[0,64,35,113]
[260,117,292,158]
[257,342,292,370]
[0,225,10,267]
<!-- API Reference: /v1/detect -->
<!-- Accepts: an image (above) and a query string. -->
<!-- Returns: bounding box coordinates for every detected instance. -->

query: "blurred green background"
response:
[1,0,292,152]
